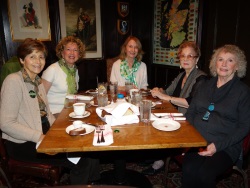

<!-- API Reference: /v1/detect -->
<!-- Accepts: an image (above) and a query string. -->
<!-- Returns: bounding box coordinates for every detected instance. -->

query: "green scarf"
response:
[120,59,140,87]
[22,68,47,117]
[58,59,77,94]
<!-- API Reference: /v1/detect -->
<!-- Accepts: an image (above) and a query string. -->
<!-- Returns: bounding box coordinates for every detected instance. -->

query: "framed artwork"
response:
[153,0,200,66]
[7,0,51,41]
[59,0,102,59]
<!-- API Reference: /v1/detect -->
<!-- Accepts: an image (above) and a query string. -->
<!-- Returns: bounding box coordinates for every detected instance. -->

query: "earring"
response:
[196,64,198,68]
[180,65,182,69]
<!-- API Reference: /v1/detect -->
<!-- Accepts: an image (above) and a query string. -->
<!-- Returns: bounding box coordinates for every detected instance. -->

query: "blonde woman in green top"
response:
[42,36,85,116]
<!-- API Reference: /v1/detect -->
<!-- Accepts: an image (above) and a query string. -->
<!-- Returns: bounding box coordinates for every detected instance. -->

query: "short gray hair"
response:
[209,44,247,78]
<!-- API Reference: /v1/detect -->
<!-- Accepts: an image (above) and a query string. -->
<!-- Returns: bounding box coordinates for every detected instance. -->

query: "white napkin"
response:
[151,113,186,121]
[93,125,113,146]
[66,94,93,101]
[67,153,81,164]
[96,101,140,126]
[35,139,81,164]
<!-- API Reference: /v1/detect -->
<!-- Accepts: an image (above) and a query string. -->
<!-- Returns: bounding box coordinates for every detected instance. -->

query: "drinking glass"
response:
[109,81,118,103]
[98,82,108,94]
[97,93,108,107]
[140,100,152,124]
[125,81,133,96]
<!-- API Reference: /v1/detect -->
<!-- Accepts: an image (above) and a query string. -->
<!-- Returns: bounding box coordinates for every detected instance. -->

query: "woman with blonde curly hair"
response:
[182,44,250,187]
[110,36,148,90]
[42,36,85,116]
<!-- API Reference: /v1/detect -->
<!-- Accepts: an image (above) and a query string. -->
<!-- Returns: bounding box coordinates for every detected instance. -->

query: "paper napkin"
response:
[93,125,113,146]
[151,113,186,121]
[67,153,81,164]
[66,94,93,101]
[96,101,140,126]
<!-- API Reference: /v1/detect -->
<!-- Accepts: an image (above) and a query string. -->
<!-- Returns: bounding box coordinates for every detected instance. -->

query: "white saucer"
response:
[69,111,91,118]
[66,124,95,135]
[152,119,181,131]
[86,89,98,95]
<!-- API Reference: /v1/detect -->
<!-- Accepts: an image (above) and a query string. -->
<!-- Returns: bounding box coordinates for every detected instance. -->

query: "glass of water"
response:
[109,81,118,103]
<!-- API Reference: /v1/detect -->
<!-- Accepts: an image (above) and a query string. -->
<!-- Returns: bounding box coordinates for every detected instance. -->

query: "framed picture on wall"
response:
[59,0,103,59]
[153,0,200,66]
[7,0,51,41]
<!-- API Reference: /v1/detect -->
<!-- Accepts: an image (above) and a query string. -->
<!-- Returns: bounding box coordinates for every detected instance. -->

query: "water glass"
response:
[98,82,108,94]
[125,81,133,96]
[109,81,118,103]
[131,90,142,107]
[97,93,108,107]
[140,100,152,123]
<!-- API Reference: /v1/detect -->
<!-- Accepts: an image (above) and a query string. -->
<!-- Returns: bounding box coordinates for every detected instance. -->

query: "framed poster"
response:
[59,0,102,59]
[7,0,51,41]
[153,0,200,66]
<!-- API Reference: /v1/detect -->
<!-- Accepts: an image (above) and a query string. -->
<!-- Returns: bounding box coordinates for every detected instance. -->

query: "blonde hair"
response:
[209,44,247,78]
[56,36,85,59]
[119,36,144,62]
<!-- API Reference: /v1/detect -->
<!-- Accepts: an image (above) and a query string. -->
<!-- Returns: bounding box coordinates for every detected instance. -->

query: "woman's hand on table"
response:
[150,87,171,101]
[198,143,216,157]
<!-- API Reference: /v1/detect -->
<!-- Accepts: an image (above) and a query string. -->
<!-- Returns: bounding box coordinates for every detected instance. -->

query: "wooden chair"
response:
[164,133,250,188]
[0,135,61,187]
[106,56,119,82]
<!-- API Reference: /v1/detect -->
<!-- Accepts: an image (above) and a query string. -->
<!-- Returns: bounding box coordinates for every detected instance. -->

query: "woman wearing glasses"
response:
[150,41,206,114]
[182,45,250,187]
[142,41,207,175]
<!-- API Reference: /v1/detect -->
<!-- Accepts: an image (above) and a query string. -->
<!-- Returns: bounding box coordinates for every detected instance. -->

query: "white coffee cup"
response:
[73,120,83,129]
[73,103,86,116]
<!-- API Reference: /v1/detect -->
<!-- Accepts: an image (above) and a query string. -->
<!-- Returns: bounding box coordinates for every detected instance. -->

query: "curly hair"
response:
[177,41,201,58]
[56,36,85,59]
[119,36,144,62]
[209,44,247,78]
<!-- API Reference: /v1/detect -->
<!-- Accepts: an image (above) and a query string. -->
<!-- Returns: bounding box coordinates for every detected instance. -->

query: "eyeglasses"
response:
[179,54,198,60]
[202,103,214,121]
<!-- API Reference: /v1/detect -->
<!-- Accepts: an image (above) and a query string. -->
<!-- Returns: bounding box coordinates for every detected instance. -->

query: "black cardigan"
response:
[186,76,250,162]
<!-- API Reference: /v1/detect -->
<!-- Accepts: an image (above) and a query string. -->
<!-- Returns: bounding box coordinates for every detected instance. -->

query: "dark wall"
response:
[200,0,250,86]
[1,0,250,89]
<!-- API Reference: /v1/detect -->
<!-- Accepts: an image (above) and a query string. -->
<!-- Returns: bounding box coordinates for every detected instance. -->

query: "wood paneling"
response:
[1,0,250,89]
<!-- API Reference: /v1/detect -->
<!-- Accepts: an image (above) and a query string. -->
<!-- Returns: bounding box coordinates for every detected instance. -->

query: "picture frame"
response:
[7,0,51,41]
[59,0,103,59]
[153,0,200,66]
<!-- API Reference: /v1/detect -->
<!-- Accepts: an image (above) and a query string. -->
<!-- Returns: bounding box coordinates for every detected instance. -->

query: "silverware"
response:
[96,126,101,143]
[100,125,105,143]
[152,113,169,118]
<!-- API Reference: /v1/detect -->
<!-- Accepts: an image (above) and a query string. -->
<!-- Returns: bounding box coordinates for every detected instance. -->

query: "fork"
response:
[96,126,101,143]
[100,125,105,143]
[153,113,169,118]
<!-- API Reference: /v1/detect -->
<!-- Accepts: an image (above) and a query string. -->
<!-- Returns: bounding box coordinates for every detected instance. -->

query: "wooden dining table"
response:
[37,94,207,155]
[37,93,207,187]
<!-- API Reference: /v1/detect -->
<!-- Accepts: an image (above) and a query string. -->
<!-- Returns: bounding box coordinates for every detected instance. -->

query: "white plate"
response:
[152,119,181,131]
[69,111,91,118]
[151,102,156,108]
[66,124,95,135]
[86,89,98,94]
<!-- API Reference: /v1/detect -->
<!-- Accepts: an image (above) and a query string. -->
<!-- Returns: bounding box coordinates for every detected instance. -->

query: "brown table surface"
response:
[37,94,207,155]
